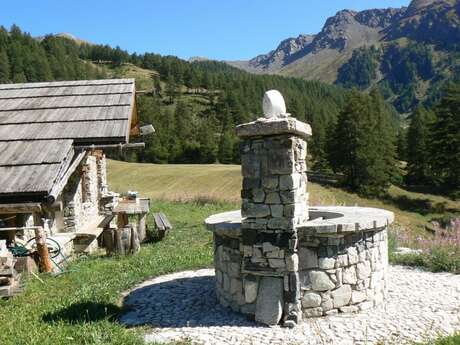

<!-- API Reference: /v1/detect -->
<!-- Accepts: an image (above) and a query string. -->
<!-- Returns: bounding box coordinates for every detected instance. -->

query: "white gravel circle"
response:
[120,266,460,345]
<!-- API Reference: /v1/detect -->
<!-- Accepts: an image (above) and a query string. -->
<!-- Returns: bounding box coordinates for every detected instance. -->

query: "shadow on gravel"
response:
[119,275,264,328]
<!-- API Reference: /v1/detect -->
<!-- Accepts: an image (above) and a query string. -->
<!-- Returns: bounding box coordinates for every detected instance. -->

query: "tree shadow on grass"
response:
[42,301,123,324]
[383,194,460,215]
[119,275,262,328]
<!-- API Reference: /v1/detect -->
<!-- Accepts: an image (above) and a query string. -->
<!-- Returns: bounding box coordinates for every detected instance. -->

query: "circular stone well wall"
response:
[207,207,392,322]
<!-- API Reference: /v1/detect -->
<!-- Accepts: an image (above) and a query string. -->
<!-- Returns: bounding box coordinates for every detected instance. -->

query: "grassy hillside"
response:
[107,160,460,235]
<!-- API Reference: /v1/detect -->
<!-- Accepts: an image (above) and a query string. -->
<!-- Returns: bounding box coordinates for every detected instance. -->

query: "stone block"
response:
[302,292,321,308]
[342,266,357,285]
[303,307,323,318]
[319,257,335,270]
[244,278,259,303]
[351,290,367,304]
[331,285,352,308]
[347,247,359,265]
[268,258,285,269]
[241,154,261,178]
[370,270,384,289]
[267,217,292,230]
[270,205,284,218]
[299,247,318,269]
[358,301,374,311]
[228,262,240,277]
[216,270,223,285]
[243,245,253,257]
[356,261,371,280]
[267,151,295,175]
[223,273,230,291]
[286,254,299,272]
[262,177,279,190]
[230,278,243,295]
[255,277,284,325]
[320,299,333,312]
[252,189,265,203]
[279,173,301,191]
[299,271,312,290]
[336,254,348,268]
[309,271,335,291]
[242,203,271,218]
[265,192,281,204]
[339,305,359,313]
[243,177,260,190]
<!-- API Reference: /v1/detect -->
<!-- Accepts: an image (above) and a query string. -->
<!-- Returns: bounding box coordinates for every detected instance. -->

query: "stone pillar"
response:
[236,116,311,326]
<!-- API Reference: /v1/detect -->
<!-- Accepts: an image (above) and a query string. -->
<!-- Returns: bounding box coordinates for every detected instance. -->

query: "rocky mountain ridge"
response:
[228,0,460,112]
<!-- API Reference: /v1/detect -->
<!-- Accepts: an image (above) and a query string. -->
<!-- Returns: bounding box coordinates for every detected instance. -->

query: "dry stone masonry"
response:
[208,90,394,327]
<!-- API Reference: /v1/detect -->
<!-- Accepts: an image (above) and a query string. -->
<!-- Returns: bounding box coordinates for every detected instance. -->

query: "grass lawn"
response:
[0,201,235,345]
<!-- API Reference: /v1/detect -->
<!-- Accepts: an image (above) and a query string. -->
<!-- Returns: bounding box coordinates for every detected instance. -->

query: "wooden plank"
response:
[0,84,133,99]
[159,213,172,230]
[0,79,135,90]
[0,94,132,112]
[0,120,128,142]
[153,213,166,231]
[0,106,131,125]
[0,140,73,166]
[0,164,60,194]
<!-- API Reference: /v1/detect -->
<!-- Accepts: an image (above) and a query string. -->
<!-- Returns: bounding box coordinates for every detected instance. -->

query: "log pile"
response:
[0,240,21,297]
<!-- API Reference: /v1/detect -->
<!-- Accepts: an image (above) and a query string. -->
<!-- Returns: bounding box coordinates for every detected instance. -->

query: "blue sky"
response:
[0,0,410,61]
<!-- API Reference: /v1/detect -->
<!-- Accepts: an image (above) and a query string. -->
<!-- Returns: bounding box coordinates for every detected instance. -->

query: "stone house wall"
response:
[54,151,108,234]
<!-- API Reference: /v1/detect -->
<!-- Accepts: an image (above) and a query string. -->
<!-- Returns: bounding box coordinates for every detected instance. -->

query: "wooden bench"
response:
[153,213,172,239]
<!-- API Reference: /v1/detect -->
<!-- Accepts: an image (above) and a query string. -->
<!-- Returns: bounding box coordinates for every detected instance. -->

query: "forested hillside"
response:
[0,24,458,197]
[0,24,348,166]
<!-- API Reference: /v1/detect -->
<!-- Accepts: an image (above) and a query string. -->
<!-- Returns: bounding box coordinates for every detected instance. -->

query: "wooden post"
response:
[138,214,147,242]
[34,227,52,273]
[102,228,114,255]
[130,225,140,253]
[114,228,124,255]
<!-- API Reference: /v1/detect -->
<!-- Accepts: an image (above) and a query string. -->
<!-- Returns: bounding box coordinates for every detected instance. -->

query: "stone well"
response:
[205,91,394,327]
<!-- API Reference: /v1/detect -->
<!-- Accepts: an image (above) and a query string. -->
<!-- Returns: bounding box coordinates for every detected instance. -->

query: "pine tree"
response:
[218,131,235,164]
[329,89,397,196]
[405,106,435,185]
[429,82,460,190]
[0,49,10,83]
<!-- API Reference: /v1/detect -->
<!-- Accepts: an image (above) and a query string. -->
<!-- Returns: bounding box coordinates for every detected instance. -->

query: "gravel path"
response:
[120,266,460,345]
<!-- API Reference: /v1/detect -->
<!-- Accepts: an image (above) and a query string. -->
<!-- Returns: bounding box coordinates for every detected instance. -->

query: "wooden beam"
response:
[47,151,86,204]
[0,203,42,214]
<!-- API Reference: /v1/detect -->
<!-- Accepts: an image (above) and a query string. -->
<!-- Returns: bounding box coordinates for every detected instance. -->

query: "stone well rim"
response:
[205,206,394,235]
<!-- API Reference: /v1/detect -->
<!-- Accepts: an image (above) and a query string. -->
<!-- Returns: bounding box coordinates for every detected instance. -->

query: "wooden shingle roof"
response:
[0,79,138,201]
[0,79,136,144]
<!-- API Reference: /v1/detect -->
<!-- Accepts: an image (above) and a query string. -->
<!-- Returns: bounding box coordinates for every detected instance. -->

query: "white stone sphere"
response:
[263,90,286,119]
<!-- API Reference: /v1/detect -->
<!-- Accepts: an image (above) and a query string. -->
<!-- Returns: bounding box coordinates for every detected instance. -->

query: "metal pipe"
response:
[74,142,145,150]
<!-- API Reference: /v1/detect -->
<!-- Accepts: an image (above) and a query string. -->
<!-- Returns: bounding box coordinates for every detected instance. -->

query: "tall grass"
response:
[390,219,460,273]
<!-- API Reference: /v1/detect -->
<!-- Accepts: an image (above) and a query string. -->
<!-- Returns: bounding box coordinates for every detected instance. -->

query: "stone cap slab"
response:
[205,207,394,236]
[236,117,312,139]
[205,210,242,238]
